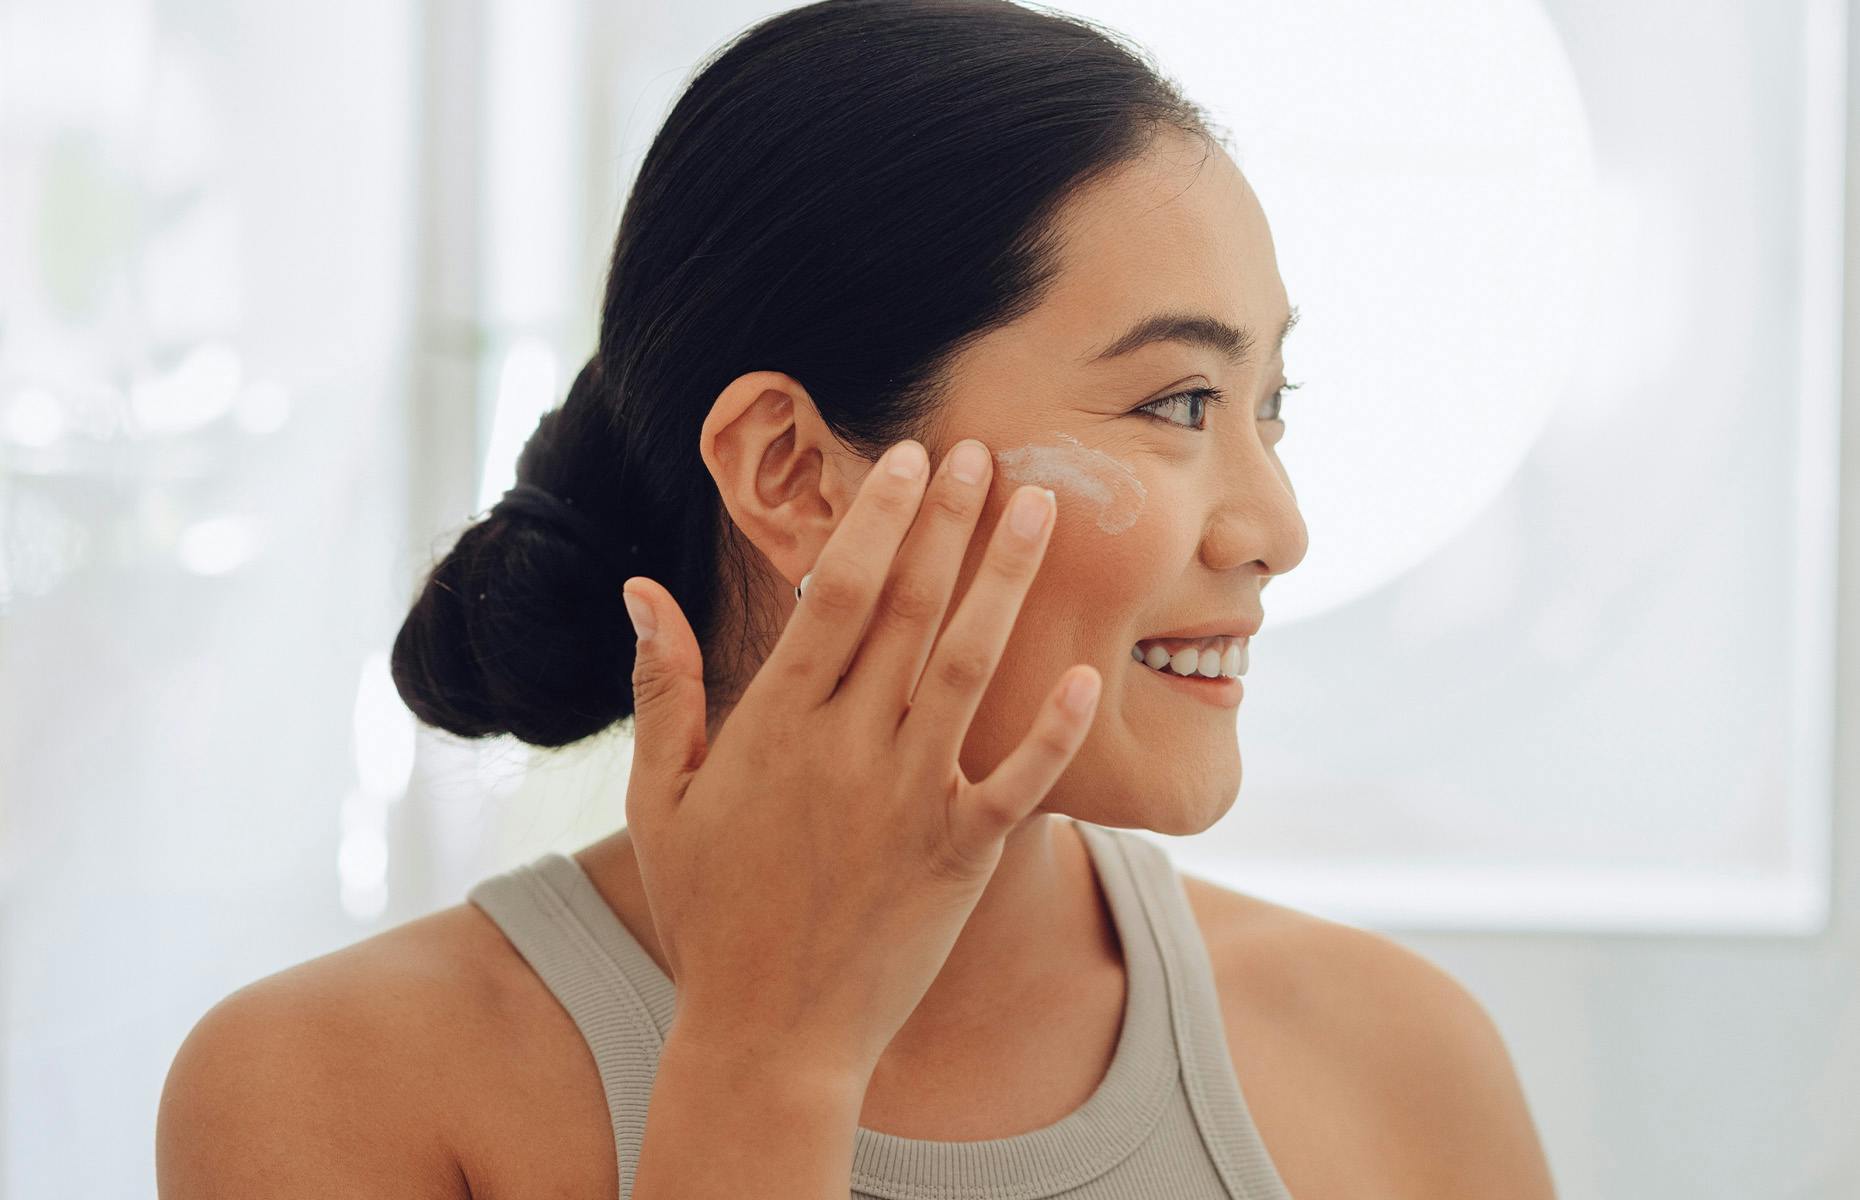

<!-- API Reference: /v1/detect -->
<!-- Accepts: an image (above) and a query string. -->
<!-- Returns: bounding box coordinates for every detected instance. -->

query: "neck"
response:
[882,812,1119,1060]
[581,811,1120,1070]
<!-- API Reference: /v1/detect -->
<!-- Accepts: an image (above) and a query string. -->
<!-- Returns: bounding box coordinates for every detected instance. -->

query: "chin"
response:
[1140,744,1243,837]
[1052,768,1241,838]
[1142,794,1235,837]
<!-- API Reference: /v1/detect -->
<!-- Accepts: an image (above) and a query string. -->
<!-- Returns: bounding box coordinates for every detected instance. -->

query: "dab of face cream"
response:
[994,432,1147,534]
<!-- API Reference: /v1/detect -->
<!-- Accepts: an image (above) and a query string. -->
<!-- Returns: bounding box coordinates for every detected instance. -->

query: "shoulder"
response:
[157,906,498,1199]
[1177,872,1558,1200]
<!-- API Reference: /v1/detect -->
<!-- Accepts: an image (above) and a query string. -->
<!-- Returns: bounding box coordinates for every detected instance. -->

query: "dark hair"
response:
[392,0,1217,748]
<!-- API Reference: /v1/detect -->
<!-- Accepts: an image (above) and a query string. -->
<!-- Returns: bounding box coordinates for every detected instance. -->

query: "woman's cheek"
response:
[987,432,1171,619]
[991,432,1147,536]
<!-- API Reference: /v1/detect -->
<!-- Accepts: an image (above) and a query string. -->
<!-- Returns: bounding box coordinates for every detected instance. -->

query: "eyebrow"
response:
[1085,303,1300,368]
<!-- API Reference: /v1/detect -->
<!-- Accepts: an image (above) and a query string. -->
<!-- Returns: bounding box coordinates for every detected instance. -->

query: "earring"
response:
[794,568,814,600]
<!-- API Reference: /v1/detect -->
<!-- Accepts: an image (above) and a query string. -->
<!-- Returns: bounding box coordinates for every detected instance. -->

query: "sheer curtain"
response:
[1,2,422,1195]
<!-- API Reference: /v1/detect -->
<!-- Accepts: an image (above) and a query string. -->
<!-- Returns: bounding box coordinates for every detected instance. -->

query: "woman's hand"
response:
[618,437,1100,1085]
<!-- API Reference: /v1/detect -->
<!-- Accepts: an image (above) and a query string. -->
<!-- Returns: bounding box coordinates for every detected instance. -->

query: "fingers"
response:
[896,482,1057,769]
[955,665,1101,849]
[836,438,994,717]
[620,575,711,823]
[747,439,931,711]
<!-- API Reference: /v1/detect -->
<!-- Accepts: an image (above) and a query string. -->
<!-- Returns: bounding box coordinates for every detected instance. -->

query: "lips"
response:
[1142,616,1263,640]
[1137,657,1244,707]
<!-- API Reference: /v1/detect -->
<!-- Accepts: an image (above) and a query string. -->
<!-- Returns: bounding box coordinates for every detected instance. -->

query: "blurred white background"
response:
[2,0,1856,1196]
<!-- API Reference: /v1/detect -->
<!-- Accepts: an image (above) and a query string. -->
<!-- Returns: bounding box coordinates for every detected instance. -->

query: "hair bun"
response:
[490,482,607,553]
[390,495,637,748]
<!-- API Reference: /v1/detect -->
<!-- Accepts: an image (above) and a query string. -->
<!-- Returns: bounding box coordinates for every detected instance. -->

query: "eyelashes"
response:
[1135,380,1302,431]
[1264,380,1303,422]
[1135,385,1226,429]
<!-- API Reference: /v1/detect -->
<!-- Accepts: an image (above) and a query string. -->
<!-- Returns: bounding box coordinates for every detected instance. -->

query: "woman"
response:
[157,1,1557,1196]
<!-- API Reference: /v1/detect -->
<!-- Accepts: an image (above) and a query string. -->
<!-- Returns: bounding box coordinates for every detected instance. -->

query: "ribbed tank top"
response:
[465,817,1295,1199]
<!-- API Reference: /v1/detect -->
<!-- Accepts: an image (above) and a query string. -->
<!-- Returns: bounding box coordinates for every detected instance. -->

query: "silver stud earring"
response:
[794,568,814,601]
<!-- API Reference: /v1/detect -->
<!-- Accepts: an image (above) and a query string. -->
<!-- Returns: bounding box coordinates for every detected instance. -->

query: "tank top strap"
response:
[470,826,1294,1200]
[466,854,675,1199]
[1077,821,1295,1200]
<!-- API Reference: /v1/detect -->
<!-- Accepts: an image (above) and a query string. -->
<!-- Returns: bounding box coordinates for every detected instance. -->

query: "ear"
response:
[698,371,868,588]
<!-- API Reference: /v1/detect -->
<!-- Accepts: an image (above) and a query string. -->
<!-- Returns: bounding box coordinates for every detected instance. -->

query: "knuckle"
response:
[803,566,868,616]
[1034,720,1077,759]
[932,644,992,693]
[877,576,942,626]
[983,539,1036,583]
[871,478,920,516]
[923,827,983,883]
[765,653,823,695]
[630,659,675,705]
[927,847,974,884]
[922,485,973,525]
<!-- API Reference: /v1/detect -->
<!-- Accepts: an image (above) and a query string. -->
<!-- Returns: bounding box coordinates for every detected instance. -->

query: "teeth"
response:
[1175,646,1211,676]
[1129,635,1248,679]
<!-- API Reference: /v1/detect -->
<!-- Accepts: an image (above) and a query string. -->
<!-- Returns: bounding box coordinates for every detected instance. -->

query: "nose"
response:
[1199,460,1307,578]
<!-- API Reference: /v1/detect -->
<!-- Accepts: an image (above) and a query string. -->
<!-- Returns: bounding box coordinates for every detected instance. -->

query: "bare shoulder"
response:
[1179,870,1486,1021]
[157,905,505,1199]
[1176,872,1558,1200]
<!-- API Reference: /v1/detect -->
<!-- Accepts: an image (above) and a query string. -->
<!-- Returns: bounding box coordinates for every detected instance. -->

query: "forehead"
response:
[1035,133,1289,359]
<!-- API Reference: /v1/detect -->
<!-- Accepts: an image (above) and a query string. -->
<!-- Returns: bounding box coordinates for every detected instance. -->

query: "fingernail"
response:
[622,586,656,643]
[1009,487,1054,539]
[1062,671,1099,716]
[887,440,927,478]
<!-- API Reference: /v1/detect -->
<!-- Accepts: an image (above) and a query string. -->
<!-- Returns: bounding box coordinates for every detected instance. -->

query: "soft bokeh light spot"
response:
[352,650,415,800]
[128,341,242,436]
[175,513,262,575]
[1057,0,1597,621]
[476,335,560,511]
[338,787,391,921]
[3,386,67,448]
[234,378,291,434]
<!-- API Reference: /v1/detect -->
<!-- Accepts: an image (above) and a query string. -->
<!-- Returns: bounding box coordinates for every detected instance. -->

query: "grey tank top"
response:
[466,817,1295,1199]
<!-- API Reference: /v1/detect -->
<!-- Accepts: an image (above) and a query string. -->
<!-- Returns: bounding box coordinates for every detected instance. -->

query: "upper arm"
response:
[156,978,470,1200]
[1306,923,1559,1199]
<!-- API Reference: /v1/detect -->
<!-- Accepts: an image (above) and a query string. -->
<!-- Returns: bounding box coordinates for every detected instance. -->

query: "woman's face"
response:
[707,129,1306,836]
[924,131,1307,835]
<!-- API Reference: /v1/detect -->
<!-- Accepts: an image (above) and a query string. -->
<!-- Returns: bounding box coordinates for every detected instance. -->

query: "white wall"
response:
[1385,19,1860,1184]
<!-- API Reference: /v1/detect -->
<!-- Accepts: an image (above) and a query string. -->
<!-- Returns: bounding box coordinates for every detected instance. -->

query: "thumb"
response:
[620,576,710,812]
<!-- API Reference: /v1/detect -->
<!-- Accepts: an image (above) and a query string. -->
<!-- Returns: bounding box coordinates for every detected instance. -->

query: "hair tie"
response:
[491,482,609,555]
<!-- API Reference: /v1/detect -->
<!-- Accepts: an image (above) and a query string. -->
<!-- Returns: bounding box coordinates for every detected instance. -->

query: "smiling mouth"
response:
[1133,657,1245,707]
[1130,636,1248,680]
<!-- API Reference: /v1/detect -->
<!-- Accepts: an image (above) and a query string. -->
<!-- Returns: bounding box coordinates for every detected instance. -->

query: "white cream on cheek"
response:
[992,431,1147,534]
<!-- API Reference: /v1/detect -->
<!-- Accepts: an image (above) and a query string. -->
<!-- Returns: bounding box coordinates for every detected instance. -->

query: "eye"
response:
[1135,386,1228,430]
[1134,379,1305,431]
[1261,379,1304,425]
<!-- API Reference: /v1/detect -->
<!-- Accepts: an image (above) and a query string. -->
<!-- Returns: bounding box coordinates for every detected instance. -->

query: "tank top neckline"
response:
[528,815,1179,1197]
